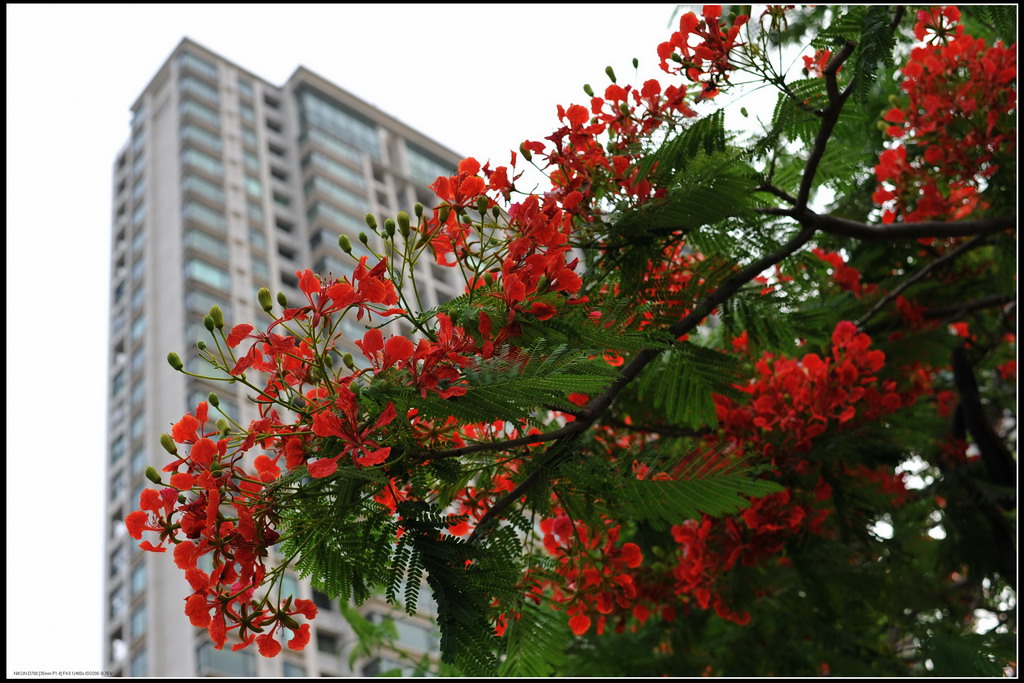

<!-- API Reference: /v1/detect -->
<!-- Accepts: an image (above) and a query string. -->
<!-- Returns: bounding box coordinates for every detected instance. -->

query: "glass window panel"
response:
[130,563,146,596]
[185,258,231,290]
[131,445,146,476]
[406,141,455,186]
[298,90,379,158]
[130,378,145,406]
[130,604,147,639]
[131,256,146,282]
[110,585,127,620]
[281,575,299,600]
[181,147,224,177]
[186,289,231,319]
[252,257,269,281]
[130,649,147,677]
[302,128,363,165]
[244,150,260,172]
[196,642,255,676]
[180,98,221,128]
[283,662,306,677]
[131,347,145,373]
[110,470,125,501]
[112,369,126,397]
[110,544,127,578]
[249,226,267,250]
[245,175,262,197]
[307,201,367,234]
[180,123,222,152]
[111,435,126,464]
[240,103,255,122]
[184,229,229,261]
[183,201,227,232]
[131,413,146,441]
[131,203,146,227]
[182,174,225,205]
[131,314,145,340]
[181,75,220,103]
[179,51,219,80]
[304,176,369,214]
[304,151,366,190]
[132,228,145,254]
[237,78,253,99]
[242,127,258,148]
[113,280,126,304]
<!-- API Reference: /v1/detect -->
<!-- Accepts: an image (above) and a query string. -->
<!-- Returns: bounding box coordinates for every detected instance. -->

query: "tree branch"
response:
[855,234,992,329]
[808,212,1016,240]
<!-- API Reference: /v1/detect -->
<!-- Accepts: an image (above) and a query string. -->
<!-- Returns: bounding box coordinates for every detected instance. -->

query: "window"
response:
[302,127,363,165]
[130,314,145,341]
[110,544,127,578]
[130,563,146,596]
[184,229,230,261]
[131,203,146,227]
[305,177,369,213]
[362,658,413,677]
[131,347,145,373]
[180,75,220,103]
[278,244,296,262]
[242,127,258,148]
[266,117,283,133]
[132,228,146,254]
[131,177,145,202]
[181,147,224,177]
[298,89,379,158]
[240,103,255,122]
[249,226,267,250]
[130,604,147,640]
[112,369,126,397]
[130,445,146,476]
[182,174,225,205]
[268,142,286,158]
[196,641,255,676]
[312,589,333,611]
[251,257,269,281]
[281,574,299,601]
[130,378,145,406]
[272,192,291,208]
[185,258,231,290]
[276,217,294,233]
[131,153,145,177]
[131,256,146,282]
[186,289,231,319]
[130,413,146,441]
[179,51,218,80]
[183,201,227,232]
[130,649,147,677]
[110,585,127,620]
[270,166,288,182]
[181,122,223,152]
[303,151,367,189]
[317,630,340,654]
[283,662,306,677]
[307,200,366,233]
[180,98,221,128]
[244,175,262,197]
[406,141,455,186]
[238,78,253,100]
[244,150,260,172]
[111,435,126,464]
[131,127,145,152]
[111,471,125,501]
[264,93,280,109]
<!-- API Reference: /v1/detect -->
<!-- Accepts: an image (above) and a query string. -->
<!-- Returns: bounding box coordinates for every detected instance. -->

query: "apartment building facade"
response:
[104,37,459,676]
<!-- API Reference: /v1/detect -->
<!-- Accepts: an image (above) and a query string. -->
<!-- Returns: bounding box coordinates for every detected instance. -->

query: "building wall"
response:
[104,37,458,677]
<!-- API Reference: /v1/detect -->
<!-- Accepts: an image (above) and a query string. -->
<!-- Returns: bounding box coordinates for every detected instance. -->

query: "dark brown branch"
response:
[756,183,798,206]
[855,235,991,329]
[924,294,1015,320]
[808,212,1016,241]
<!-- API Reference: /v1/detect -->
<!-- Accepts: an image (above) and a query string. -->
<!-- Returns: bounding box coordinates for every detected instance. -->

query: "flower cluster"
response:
[874,9,1016,224]
[657,5,751,99]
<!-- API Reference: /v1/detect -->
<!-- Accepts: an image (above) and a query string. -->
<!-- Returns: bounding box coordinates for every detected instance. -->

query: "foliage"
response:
[127,4,1016,677]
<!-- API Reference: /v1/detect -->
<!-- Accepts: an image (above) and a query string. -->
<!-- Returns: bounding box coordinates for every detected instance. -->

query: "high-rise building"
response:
[104,37,459,677]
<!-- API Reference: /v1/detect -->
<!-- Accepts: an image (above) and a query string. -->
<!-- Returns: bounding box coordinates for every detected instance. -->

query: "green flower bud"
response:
[519,143,532,162]
[178,493,187,503]
[632,57,639,69]
[438,206,451,224]
[491,206,501,219]
[476,196,488,216]
[583,83,594,97]
[338,234,353,254]
[536,275,549,293]
[145,466,163,485]
[203,315,215,332]
[277,291,288,307]
[197,340,206,351]
[209,305,224,329]
[208,392,220,407]
[364,213,378,231]
[216,418,230,434]
[740,107,749,118]
[397,211,411,233]
[258,287,274,313]
[605,65,616,83]
[484,272,495,286]
[167,352,184,371]
[359,231,370,245]
[160,433,178,455]
[876,120,890,131]
[323,353,334,368]
[416,232,431,248]
[383,218,396,237]
[888,94,900,107]
[342,352,356,370]
[414,202,424,218]
[619,102,630,116]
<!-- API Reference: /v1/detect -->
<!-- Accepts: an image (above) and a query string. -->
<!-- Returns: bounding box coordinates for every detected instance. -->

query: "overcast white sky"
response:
[5,2,706,675]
